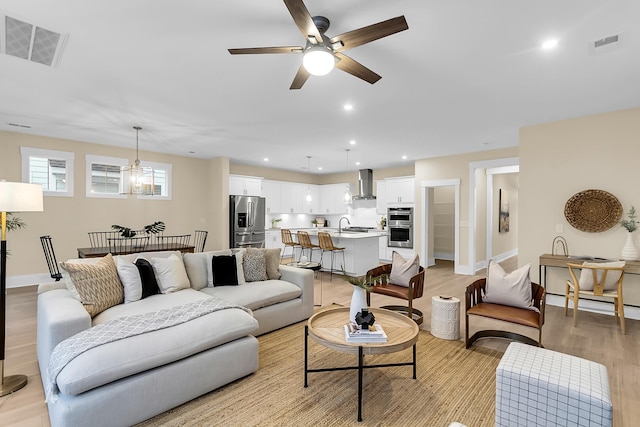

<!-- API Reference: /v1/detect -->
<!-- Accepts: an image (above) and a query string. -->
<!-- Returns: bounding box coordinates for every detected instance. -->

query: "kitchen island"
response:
[298,228,387,277]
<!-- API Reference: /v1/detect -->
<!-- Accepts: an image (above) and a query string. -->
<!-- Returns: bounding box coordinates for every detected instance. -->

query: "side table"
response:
[431,296,460,340]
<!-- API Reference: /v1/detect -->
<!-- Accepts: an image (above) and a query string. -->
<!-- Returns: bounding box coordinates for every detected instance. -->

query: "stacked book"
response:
[343,322,388,343]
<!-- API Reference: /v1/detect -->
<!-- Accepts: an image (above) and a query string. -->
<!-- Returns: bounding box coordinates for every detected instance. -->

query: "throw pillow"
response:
[211,254,239,286]
[232,249,247,285]
[245,247,281,280]
[243,250,268,282]
[205,249,233,287]
[578,261,625,291]
[135,258,159,298]
[115,256,142,303]
[151,254,191,294]
[484,260,534,310]
[60,254,124,317]
[389,251,420,287]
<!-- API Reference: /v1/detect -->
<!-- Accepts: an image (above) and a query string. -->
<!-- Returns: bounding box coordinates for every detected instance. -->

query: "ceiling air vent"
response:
[589,33,622,55]
[0,13,68,66]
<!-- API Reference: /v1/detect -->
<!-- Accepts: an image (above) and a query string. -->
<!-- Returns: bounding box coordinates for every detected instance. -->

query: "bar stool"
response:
[296,231,320,263]
[280,229,300,262]
[318,231,345,281]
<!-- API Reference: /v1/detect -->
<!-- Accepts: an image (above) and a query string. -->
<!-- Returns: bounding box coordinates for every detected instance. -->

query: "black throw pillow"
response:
[212,254,238,286]
[135,258,160,298]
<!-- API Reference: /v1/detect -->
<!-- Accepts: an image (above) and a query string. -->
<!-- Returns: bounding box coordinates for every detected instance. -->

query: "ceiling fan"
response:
[228,0,408,90]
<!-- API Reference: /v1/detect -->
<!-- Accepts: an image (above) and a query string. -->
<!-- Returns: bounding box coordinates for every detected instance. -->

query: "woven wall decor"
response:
[564,189,622,233]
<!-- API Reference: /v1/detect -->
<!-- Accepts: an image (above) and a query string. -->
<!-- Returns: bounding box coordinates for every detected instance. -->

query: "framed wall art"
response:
[499,189,509,233]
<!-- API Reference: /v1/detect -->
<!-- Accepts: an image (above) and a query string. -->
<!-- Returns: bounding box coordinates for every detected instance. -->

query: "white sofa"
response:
[37,249,314,427]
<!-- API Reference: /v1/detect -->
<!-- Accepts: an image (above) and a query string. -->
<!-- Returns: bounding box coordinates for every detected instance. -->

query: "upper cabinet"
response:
[376,176,415,210]
[229,175,262,196]
[320,183,350,215]
[261,180,280,214]
[279,182,304,213]
[301,184,320,214]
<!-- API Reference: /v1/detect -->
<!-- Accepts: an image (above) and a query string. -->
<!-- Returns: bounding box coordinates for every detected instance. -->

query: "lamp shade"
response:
[303,46,335,76]
[0,181,44,212]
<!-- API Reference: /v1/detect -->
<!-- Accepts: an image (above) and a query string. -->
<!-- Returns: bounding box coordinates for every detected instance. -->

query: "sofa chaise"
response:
[37,248,314,427]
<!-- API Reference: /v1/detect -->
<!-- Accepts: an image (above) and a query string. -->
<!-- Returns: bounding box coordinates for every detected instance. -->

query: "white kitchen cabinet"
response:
[301,184,320,214]
[229,175,262,196]
[279,182,303,213]
[319,183,350,214]
[379,236,390,261]
[385,177,415,205]
[261,180,281,214]
[265,229,284,250]
[376,180,387,214]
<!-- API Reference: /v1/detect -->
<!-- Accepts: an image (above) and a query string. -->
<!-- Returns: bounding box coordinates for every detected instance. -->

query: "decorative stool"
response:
[496,342,612,427]
[431,296,460,340]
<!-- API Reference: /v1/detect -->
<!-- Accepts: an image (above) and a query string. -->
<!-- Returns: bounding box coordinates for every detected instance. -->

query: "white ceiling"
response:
[1,0,639,174]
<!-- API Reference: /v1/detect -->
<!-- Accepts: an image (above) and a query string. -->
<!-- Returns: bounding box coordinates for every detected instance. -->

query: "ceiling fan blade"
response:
[283,0,324,44]
[334,53,381,84]
[329,16,408,52]
[290,64,310,90]
[228,46,303,55]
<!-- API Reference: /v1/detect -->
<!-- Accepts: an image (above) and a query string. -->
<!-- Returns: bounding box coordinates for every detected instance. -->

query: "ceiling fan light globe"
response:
[303,47,335,76]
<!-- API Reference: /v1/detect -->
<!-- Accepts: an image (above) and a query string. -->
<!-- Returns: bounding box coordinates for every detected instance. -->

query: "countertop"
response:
[267,227,387,239]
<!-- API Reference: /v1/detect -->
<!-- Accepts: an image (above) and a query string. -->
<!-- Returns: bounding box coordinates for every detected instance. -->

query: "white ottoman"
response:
[431,296,460,340]
[496,342,612,427]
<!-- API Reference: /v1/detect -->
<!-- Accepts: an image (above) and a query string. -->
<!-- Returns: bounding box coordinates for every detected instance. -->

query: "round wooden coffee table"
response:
[304,307,419,422]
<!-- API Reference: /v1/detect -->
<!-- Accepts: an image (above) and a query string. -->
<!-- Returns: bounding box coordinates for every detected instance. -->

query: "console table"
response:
[538,253,640,288]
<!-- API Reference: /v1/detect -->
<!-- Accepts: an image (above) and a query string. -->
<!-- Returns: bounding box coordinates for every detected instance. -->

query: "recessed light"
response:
[349,140,356,145]
[264,158,269,162]
[344,104,354,111]
[542,39,558,50]
[355,161,361,166]
[317,166,323,171]
[188,151,195,154]
[402,155,407,160]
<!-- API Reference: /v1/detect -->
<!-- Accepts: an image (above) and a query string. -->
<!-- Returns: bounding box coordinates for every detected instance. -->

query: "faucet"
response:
[552,236,569,256]
[339,216,351,233]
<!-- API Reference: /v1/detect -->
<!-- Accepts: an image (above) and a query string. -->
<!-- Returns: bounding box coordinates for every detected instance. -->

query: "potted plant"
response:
[271,218,282,229]
[621,206,638,260]
[342,268,388,323]
[311,219,318,227]
[379,216,387,230]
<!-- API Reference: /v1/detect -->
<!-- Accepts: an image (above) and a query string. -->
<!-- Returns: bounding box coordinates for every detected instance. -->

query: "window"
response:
[85,154,127,198]
[85,155,172,200]
[21,147,74,197]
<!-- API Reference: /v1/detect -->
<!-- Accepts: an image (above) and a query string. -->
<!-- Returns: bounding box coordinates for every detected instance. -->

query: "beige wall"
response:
[0,131,229,280]
[414,147,519,267]
[519,107,640,305]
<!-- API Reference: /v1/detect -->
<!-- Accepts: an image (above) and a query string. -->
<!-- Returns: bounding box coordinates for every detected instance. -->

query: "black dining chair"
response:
[40,235,62,281]
[194,230,208,252]
[156,234,191,250]
[87,230,121,248]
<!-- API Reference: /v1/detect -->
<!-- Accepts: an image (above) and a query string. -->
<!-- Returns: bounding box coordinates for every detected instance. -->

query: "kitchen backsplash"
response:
[268,199,382,229]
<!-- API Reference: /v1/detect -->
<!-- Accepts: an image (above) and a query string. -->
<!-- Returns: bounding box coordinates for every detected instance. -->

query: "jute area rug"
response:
[138,322,503,427]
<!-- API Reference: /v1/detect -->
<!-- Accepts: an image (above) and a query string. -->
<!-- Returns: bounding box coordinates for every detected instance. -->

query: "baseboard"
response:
[474,249,519,273]
[434,252,454,261]
[546,294,640,321]
[7,273,52,288]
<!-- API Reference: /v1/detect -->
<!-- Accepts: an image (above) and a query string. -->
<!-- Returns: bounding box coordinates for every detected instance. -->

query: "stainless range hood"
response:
[352,169,376,200]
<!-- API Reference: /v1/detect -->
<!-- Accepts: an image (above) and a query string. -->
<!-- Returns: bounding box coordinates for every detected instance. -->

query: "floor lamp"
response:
[0,181,43,396]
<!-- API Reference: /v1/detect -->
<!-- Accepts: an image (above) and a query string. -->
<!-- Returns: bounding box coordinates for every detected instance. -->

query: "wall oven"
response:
[387,207,413,248]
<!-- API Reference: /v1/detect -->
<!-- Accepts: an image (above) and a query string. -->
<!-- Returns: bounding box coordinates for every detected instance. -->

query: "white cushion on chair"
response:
[578,261,625,291]
[389,251,419,287]
[484,260,534,310]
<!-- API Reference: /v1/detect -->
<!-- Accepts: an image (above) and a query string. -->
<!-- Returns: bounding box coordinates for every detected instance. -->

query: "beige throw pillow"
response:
[578,261,625,291]
[484,260,534,310]
[60,254,124,317]
[389,251,420,287]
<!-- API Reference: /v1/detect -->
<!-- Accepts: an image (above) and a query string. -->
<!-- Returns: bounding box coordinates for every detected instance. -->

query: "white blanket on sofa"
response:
[47,297,249,401]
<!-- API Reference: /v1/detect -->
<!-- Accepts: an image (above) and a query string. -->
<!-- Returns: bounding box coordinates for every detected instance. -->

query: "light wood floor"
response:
[2,259,638,426]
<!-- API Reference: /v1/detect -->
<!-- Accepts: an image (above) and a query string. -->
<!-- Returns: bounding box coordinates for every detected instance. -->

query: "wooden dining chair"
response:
[566,261,626,334]
[280,229,300,262]
[107,236,150,254]
[157,234,191,250]
[193,230,208,252]
[40,235,62,281]
[317,231,345,280]
[296,231,320,263]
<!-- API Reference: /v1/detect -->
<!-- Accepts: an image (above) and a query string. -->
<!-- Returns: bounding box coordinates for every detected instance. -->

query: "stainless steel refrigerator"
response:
[229,195,266,248]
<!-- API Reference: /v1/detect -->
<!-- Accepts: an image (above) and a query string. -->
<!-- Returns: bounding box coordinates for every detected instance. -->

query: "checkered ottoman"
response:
[496,342,612,427]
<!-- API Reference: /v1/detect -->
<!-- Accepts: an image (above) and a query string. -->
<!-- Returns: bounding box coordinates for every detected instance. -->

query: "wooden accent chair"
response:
[280,229,300,261]
[565,262,626,334]
[296,231,320,263]
[465,278,546,348]
[317,231,345,280]
[365,264,426,324]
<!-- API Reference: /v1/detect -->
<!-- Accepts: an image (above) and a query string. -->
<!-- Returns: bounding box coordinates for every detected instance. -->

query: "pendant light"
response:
[120,126,154,195]
[343,149,352,204]
[305,156,312,203]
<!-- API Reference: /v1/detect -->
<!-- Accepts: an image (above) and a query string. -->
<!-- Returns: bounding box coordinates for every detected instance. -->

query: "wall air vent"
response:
[589,33,622,55]
[0,13,68,66]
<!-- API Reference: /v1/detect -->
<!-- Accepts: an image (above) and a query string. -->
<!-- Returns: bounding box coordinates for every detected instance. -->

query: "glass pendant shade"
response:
[343,149,352,204]
[121,126,154,195]
[305,156,312,203]
[303,46,335,76]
